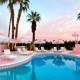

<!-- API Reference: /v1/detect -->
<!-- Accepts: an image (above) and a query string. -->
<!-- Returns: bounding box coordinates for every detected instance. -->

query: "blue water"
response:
[0,54,80,80]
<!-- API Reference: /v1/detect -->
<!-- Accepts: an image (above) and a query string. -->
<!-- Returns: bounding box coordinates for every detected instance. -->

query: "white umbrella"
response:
[34,39,45,49]
[52,39,64,44]
[15,37,28,43]
[0,33,10,54]
[0,33,10,43]
[52,39,64,50]
[3,39,15,43]
[15,37,28,46]
[34,39,45,44]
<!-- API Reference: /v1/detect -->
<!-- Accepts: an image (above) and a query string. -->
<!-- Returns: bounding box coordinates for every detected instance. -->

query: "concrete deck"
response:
[0,50,80,70]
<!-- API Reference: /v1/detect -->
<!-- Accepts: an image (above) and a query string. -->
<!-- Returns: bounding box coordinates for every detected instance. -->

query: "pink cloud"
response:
[17,12,80,41]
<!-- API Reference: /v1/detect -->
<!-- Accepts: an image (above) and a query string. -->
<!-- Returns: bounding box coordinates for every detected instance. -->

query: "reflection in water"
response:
[14,66,31,75]
[52,59,65,67]
[73,59,80,77]
[0,54,80,80]
[64,56,75,61]
[33,58,45,67]
[30,59,36,80]
[0,64,31,80]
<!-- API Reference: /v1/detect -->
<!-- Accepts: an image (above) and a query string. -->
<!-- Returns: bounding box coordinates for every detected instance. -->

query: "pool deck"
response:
[0,50,80,70]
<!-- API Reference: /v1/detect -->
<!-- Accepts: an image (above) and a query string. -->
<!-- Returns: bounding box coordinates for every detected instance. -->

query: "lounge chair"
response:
[22,47,33,52]
[35,47,41,51]
[4,49,17,60]
[22,47,27,52]
[41,47,47,52]
[53,47,57,52]
[17,48,33,55]
[58,47,64,52]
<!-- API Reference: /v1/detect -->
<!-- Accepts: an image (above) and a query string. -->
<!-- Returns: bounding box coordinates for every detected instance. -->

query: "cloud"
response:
[0,8,79,41]
[18,12,80,41]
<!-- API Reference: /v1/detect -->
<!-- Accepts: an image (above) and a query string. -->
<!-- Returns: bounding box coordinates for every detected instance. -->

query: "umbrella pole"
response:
[39,44,40,49]
[8,43,9,49]
[12,43,13,50]
[58,44,59,50]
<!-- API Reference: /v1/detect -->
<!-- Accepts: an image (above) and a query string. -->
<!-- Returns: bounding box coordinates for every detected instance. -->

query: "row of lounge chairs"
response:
[2,48,33,60]
[35,47,47,52]
[54,47,64,52]
[35,47,64,52]
[1,47,64,60]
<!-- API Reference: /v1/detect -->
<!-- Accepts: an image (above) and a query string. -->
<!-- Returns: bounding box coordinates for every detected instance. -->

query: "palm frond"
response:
[27,18,32,22]
[36,16,41,22]
[27,11,41,22]
[0,0,8,5]
[77,13,80,20]
[21,0,30,11]
[27,14,31,17]
[24,0,29,4]
[12,0,17,3]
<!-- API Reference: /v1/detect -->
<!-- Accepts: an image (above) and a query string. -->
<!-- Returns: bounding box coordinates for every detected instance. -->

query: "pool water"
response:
[0,54,80,80]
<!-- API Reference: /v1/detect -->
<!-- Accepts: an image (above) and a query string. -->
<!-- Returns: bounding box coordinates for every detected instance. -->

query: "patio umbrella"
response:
[15,37,28,43]
[15,37,28,46]
[0,33,10,54]
[52,39,64,50]
[34,39,45,49]
[3,38,15,50]
[0,33,10,42]
[3,39,15,43]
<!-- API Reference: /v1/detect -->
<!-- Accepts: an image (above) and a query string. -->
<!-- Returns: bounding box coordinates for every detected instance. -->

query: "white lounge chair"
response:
[22,47,27,52]
[41,47,47,52]
[22,47,33,52]
[58,47,64,52]
[17,48,33,55]
[35,47,41,51]
[4,49,17,60]
[53,47,57,52]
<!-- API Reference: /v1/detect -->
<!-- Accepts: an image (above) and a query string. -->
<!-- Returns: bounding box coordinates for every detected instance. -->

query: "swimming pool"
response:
[0,54,80,80]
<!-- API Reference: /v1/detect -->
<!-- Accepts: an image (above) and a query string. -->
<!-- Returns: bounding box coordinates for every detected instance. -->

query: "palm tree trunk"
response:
[9,0,14,39]
[8,14,11,37]
[32,31,35,50]
[33,31,35,42]
[8,15,11,49]
[15,4,22,40]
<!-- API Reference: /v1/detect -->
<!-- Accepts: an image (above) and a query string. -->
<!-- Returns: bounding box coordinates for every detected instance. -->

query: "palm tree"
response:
[7,3,12,38]
[9,0,16,39]
[77,13,80,20]
[27,11,41,50]
[0,0,16,39]
[8,15,11,37]
[15,0,30,40]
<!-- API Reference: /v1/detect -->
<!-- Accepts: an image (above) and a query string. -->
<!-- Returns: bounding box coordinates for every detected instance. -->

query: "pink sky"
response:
[18,12,80,41]
[0,0,80,41]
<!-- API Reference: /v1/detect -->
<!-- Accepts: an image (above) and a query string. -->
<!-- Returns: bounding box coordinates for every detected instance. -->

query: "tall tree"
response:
[9,0,16,39]
[8,15,11,37]
[27,11,41,50]
[0,0,16,39]
[15,0,30,40]
[7,3,12,38]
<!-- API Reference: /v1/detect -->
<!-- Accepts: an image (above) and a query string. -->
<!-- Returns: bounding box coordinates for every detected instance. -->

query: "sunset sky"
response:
[0,0,80,41]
